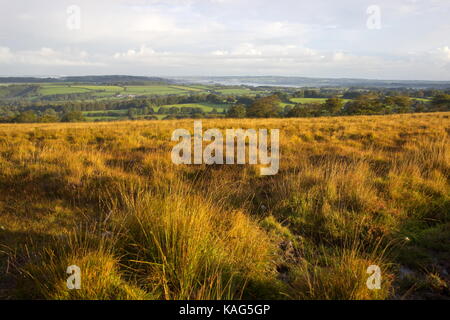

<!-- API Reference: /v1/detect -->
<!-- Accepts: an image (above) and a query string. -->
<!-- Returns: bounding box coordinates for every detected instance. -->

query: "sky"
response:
[0,0,449,80]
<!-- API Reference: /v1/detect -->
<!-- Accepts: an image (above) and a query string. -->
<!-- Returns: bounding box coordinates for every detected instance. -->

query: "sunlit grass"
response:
[0,112,448,300]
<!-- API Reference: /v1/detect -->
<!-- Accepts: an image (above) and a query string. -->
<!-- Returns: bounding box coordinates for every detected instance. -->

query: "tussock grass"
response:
[0,112,449,300]
[289,242,392,300]
[110,185,275,300]
[15,228,150,300]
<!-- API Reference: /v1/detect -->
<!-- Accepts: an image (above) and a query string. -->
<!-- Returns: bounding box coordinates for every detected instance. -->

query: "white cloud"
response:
[232,43,263,56]
[437,46,450,61]
[0,47,14,63]
[0,46,102,67]
[114,46,157,59]
[211,50,229,56]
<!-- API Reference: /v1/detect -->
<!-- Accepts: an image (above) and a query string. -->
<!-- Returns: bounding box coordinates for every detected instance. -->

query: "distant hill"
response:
[1,75,449,89]
[170,76,450,89]
[0,75,171,85]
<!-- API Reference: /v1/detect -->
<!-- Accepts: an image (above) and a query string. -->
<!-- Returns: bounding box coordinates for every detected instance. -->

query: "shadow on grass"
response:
[0,229,58,300]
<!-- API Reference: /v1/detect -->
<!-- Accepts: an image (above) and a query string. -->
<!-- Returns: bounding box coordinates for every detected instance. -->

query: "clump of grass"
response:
[260,215,294,241]
[16,230,149,300]
[109,183,277,300]
[288,239,392,300]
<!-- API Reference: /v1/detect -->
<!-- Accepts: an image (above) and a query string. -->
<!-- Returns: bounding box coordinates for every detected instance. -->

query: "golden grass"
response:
[0,112,449,300]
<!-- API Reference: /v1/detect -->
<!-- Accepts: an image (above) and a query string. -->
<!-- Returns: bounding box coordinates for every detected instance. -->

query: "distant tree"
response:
[192,107,204,116]
[304,89,321,98]
[16,110,38,123]
[342,91,363,99]
[293,90,305,98]
[322,97,344,114]
[206,94,223,104]
[40,108,59,123]
[247,96,281,118]
[227,104,247,118]
[413,101,427,113]
[344,94,385,115]
[431,94,450,111]
[283,105,293,116]
[181,107,193,114]
[61,111,85,122]
[143,106,154,114]
[286,104,314,117]
[191,112,205,119]
[236,96,255,107]
[0,111,16,123]
[385,96,412,113]
[168,107,180,114]
[226,97,236,104]
[274,91,290,103]
[127,108,139,119]
[416,90,425,98]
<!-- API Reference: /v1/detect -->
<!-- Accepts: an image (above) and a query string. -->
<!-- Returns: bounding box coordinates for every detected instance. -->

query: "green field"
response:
[157,103,227,113]
[169,85,204,92]
[39,85,93,95]
[215,88,254,95]
[35,84,213,99]
[73,85,124,91]
[123,86,183,95]
[12,83,356,103]
[279,102,295,107]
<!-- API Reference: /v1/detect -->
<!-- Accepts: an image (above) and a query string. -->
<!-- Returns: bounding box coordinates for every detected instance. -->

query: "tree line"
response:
[227,93,450,118]
[1,90,449,123]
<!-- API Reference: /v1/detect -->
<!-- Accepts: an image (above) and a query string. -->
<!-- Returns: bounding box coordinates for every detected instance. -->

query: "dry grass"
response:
[0,112,449,300]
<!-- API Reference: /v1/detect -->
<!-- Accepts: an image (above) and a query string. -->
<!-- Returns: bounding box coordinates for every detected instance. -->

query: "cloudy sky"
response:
[0,0,449,80]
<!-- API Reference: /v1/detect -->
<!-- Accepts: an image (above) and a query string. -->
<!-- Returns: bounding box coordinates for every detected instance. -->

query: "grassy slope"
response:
[0,113,449,300]
[39,85,93,95]
[36,84,212,99]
